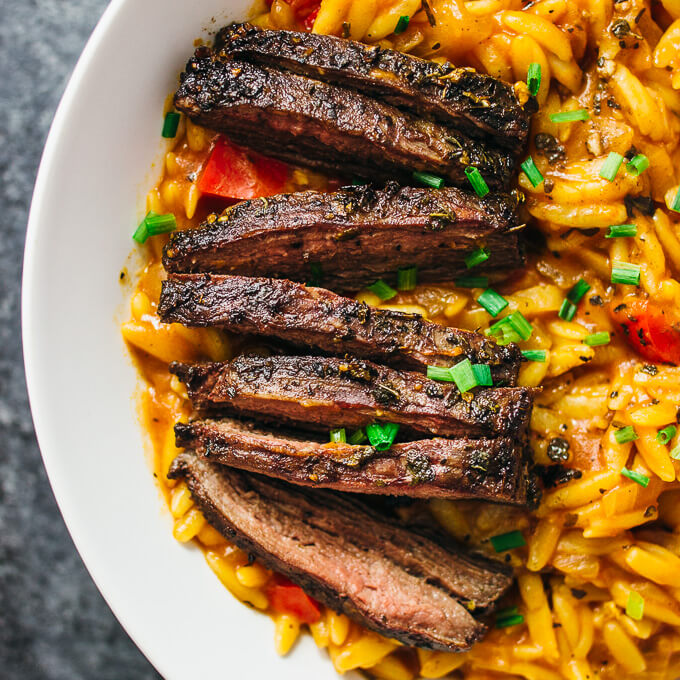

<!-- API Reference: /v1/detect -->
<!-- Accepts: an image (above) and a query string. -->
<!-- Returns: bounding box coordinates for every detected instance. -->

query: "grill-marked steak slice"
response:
[174,51,516,189]
[170,355,537,439]
[168,452,513,650]
[215,23,530,151]
[175,417,530,504]
[162,183,524,289]
[158,274,522,386]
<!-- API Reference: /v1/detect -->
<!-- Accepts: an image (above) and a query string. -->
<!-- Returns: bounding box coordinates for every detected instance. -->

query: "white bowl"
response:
[22,1,357,677]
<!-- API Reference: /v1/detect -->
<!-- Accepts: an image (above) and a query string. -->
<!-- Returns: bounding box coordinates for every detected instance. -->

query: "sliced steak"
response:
[174,50,516,188]
[170,355,537,439]
[175,417,530,504]
[162,183,525,289]
[169,452,513,650]
[215,23,530,151]
[158,274,522,386]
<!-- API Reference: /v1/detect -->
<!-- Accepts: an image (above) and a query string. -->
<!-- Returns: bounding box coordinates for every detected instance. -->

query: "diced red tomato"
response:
[267,574,321,623]
[303,6,320,31]
[198,136,288,201]
[610,297,680,365]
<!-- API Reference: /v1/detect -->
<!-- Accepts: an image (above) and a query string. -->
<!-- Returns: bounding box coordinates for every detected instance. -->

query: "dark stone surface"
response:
[0,1,160,677]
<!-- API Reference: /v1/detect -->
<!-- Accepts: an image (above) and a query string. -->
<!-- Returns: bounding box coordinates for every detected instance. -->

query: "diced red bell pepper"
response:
[610,297,680,365]
[267,574,321,623]
[198,136,288,201]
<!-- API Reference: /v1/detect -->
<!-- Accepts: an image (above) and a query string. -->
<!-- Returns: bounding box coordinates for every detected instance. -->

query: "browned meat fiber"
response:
[175,417,531,504]
[174,49,517,188]
[170,355,537,439]
[169,452,513,650]
[158,274,522,386]
[162,183,525,290]
[215,23,531,151]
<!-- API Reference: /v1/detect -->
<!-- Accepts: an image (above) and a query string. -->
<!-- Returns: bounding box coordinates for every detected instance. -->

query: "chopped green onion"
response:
[671,186,680,213]
[455,275,489,288]
[132,214,152,244]
[558,299,577,322]
[477,288,508,318]
[611,261,641,286]
[626,154,649,176]
[487,311,533,345]
[330,428,347,444]
[366,423,400,451]
[450,358,478,393]
[161,111,180,138]
[397,266,417,291]
[521,156,544,187]
[348,429,367,445]
[496,614,524,629]
[599,152,624,182]
[490,530,526,553]
[657,425,677,445]
[526,63,541,97]
[413,170,444,189]
[567,278,591,304]
[507,311,533,341]
[472,363,493,387]
[626,591,645,621]
[606,224,637,238]
[308,262,323,286]
[549,109,590,123]
[427,365,455,382]
[621,467,650,488]
[584,331,611,346]
[496,606,519,619]
[145,212,177,236]
[522,349,547,362]
[465,247,490,269]
[671,445,680,460]
[465,166,490,198]
[394,14,410,34]
[615,426,638,444]
[368,279,398,301]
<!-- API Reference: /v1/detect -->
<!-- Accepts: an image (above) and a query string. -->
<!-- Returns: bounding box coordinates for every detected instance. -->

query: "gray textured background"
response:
[0,1,159,677]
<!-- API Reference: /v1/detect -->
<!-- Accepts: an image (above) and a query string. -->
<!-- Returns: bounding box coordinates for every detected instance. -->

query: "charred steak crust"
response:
[168,453,513,651]
[158,274,522,386]
[174,51,516,189]
[174,418,530,504]
[162,183,525,289]
[214,23,530,151]
[170,355,537,439]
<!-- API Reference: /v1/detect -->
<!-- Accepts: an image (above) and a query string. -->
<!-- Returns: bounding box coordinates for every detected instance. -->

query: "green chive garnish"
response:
[366,423,399,451]
[626,591,645,621]
[522,349,547,362]
[397,266,417,291]
[465,166,490,198]
[626,154,649,176]
[615,426,638,444]
[600,152,624,182]
[413,171,444,189]
[621,467,650,487]
[330,428,347,443]
[132,213,152,244]
[145,213,177,236]
[657,425,677,445]
[549,109,590,123]
[465,247,490,269]
[161,111,181,138]
[348,429,367,445]
[508,311,533,340]
[496,614,525,629]
[477,288,508,318]
[472,363,493,387]
[584,332,611,346]
[611,261,641,286]
[558,299,578,322]
[526,63,541,96]
[368,279,398,301]
[486,311,533,345]
[394,14,410,34]
[606,224,637,238]
[449,358,478,393]
[455,275,489,288]
[671,186,680,213]
[521,156,544,187]
[426,365,455,382]
[671,444,680,460]
[567,278,591,304]
[490,530,526,553]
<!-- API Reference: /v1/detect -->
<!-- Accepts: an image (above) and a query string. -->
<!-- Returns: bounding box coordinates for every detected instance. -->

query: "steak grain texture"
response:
[168,452,513,650]
[174,50,516,188]
[158,274,522,386]
[215,23,530,151]
[162,183,524,290]
[175,418,530,504]
[170,355,537,439]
